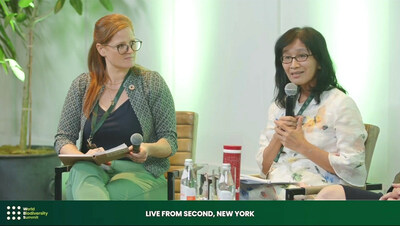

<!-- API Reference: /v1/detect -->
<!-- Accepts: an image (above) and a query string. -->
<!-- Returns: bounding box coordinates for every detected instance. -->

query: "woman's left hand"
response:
[275,116,307,152]
[379,184,400,200]
[126,145,148,163]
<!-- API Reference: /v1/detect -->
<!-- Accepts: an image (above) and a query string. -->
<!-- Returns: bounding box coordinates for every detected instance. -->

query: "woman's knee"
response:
[70,162,102,174]
[69,161,109,183]
[107,173,167,200]
[315,185,346,200]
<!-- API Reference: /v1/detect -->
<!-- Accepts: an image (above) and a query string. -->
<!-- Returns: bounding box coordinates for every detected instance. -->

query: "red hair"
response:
[84,14,134,117]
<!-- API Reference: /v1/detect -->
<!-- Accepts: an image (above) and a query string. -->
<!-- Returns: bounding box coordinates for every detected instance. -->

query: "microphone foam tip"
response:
[284,83,298,96]
[130,133,143,145]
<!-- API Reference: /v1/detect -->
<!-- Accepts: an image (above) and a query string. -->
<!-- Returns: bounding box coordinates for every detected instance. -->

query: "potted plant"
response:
[0,0,113,200]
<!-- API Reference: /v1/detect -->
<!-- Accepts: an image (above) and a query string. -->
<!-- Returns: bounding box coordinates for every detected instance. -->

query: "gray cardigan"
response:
[54,65,177,177]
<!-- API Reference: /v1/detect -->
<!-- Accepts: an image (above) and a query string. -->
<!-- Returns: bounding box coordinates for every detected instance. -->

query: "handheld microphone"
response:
[130,133,143,153]
[284,83,297,116]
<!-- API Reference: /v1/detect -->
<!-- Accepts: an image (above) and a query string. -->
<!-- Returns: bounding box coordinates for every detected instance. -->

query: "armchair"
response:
[54,111,198,200]
[167,111,198,200]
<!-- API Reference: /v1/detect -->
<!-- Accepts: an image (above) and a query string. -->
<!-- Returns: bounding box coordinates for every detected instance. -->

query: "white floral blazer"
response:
[256,88,367,187]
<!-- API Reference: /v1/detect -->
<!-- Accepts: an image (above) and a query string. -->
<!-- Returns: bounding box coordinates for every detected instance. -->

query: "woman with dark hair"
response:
[55,14,177,200]
[254,27,367,199]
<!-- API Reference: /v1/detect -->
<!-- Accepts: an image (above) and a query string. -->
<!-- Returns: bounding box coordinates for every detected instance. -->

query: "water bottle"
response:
[217,163,235,200]
[180,159,197,200]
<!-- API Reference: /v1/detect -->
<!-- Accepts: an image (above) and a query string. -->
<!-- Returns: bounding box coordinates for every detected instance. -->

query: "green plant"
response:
[0,0,113,151]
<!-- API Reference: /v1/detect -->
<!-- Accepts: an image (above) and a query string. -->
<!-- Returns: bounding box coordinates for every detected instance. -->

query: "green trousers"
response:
[66,160,167,200]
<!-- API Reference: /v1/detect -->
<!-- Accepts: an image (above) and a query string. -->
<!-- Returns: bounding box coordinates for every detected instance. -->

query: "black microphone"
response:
[284,83,297,116]
[130,133,143,153]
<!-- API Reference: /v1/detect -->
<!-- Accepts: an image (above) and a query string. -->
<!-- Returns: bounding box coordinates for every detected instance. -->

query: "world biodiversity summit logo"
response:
[5,205,48,221]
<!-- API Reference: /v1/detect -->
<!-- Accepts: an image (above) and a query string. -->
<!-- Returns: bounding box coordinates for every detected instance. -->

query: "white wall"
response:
[170,0,279,174]
[0,0,398,189]
[387,0,400,187]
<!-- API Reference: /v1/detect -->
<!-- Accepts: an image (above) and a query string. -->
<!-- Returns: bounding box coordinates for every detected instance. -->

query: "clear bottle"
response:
[217,163,236,200]
[180,159,197,200]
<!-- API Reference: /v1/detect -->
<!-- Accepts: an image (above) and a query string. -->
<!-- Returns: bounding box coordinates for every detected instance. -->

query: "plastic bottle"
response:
[180,159,197,200]
[217,163,235,200]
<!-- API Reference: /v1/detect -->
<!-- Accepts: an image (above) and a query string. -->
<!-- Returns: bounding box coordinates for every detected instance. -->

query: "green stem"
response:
[19,0,38,151]
[0,0,10,16]
[27,26,33,150]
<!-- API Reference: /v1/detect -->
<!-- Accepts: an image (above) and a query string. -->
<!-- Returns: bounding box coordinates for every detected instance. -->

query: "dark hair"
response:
[273,27,346,108]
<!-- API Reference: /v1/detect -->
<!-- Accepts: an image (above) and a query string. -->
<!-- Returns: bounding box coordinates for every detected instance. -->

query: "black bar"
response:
[285,187,305,200]
[54,165,69,200]
[167,171,175,200]
[366,183,383,191]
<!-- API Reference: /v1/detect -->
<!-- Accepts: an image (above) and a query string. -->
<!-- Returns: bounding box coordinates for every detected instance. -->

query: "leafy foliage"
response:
[0,0,113,151]
[0,0,113,81]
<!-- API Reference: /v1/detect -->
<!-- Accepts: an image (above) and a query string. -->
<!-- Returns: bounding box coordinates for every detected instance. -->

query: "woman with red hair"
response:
[55,14,177,200]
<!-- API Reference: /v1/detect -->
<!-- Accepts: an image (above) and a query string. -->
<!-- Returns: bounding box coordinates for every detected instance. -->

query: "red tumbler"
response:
[223,145,242,200]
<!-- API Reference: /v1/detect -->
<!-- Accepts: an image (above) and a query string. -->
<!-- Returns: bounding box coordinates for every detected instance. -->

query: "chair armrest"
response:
[365,183,382,191]
[54,165,71,200]
[55,165,70,173]
[285,187,306,200]
[286,185,333,200]
[393,172,400,184]
[167,169,183,200]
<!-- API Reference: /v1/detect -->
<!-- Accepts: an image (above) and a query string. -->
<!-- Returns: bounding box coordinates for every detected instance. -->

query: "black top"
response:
[81,100,143,154]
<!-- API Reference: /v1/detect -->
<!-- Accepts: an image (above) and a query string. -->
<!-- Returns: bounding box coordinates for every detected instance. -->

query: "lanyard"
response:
[273,93,315,162]
[296,93,314,116]
[87,71,130,149]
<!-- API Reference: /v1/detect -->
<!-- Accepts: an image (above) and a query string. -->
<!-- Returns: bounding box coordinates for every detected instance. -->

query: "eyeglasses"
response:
[105,39,142,54]
[281,54,312,64]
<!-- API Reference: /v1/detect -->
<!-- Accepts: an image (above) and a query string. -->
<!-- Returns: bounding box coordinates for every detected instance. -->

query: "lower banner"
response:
[0,200,399,225]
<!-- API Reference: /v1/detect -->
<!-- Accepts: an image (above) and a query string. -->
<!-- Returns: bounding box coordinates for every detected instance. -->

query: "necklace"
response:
[103,88,118,105]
